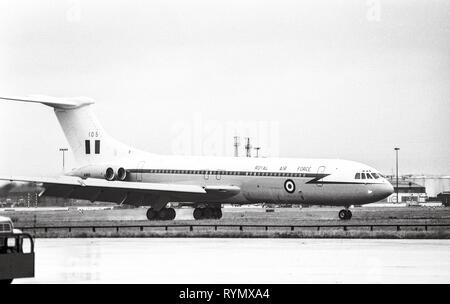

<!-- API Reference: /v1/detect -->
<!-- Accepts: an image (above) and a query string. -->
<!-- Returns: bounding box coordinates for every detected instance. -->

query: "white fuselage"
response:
[73,153,394,207]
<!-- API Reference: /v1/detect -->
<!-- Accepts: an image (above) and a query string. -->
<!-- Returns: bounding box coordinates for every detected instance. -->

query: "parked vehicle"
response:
[0,216,35,284]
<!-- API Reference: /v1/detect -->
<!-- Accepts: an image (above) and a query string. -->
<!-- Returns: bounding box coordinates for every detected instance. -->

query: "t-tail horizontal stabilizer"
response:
[0,95,95,109]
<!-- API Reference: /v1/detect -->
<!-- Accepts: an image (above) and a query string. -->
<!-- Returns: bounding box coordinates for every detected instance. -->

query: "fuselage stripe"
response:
[127,169,329,179]
[125,169,383,185]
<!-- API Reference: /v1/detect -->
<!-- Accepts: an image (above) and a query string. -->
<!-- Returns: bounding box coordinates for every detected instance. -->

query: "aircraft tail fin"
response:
[0,95,136,166]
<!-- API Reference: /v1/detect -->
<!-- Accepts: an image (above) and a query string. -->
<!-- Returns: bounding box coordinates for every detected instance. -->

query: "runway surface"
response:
[15,238,450,284]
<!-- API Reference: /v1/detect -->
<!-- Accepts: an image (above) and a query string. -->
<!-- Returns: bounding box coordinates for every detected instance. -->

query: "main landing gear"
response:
[146,207,176,221]
[338,209,352,220]
[193,207,222,220]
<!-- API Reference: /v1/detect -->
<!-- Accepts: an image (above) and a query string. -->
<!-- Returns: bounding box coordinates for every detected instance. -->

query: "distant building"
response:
[386,179,427,203]
[407,176,450,197]
[437,192,450,207]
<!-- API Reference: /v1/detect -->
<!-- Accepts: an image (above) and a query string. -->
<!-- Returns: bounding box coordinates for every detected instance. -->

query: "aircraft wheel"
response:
[212,208,222,219]
[193,208,203,220]
[345,210,352,220]
[158,208,170,220]
[146,208,158,221]
[338,209,348,220]
[203,208,213,219]
[167,208,176,220]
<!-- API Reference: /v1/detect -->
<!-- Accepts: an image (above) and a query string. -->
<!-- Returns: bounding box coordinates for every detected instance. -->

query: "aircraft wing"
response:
[0,176,240,206]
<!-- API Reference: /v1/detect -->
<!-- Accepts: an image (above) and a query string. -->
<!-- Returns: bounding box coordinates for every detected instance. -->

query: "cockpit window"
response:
[355,170,384,180]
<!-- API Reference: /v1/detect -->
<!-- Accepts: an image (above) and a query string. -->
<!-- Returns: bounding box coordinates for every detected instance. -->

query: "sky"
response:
[0,0,449,176]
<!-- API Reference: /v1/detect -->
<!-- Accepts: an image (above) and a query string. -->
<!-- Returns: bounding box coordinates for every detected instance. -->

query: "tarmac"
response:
[15,238,450,284]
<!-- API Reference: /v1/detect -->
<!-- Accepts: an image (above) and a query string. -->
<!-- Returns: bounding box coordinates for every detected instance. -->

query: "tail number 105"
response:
[88,131,99,138]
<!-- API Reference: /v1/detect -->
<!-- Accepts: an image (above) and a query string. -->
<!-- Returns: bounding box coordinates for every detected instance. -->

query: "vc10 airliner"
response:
[0,95,394,221]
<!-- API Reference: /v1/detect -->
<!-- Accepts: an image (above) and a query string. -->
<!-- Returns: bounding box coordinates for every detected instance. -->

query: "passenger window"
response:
[355,173,361,179]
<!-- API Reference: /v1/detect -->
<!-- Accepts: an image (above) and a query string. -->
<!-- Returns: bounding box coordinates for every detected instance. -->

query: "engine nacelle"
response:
[105,167,115,181]
[117,167,127,181]
[70,165,123,181]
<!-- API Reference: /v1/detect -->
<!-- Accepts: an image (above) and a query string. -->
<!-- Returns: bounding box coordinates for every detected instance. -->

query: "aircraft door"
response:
[317,166,326,188]
[216,170,222,180]
[136,161,145,182]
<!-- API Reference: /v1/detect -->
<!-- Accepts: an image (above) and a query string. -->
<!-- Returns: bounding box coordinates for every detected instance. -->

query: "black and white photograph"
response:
[0,0,449,289]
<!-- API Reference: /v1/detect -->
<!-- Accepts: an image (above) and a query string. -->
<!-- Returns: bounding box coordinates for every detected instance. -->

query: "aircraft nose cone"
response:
[377,182,394,200]
[369,182,394,202]
[386,182,395,196]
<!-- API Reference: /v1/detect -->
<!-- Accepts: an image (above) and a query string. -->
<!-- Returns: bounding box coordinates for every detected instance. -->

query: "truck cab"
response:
[0,216,35,284]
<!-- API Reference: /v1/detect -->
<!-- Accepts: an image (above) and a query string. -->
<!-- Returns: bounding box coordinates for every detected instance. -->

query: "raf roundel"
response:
[284,179,296,194]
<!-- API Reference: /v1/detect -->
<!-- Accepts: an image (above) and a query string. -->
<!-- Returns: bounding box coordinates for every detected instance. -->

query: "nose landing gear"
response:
[146,207,176,221]
[338,209,352,220]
